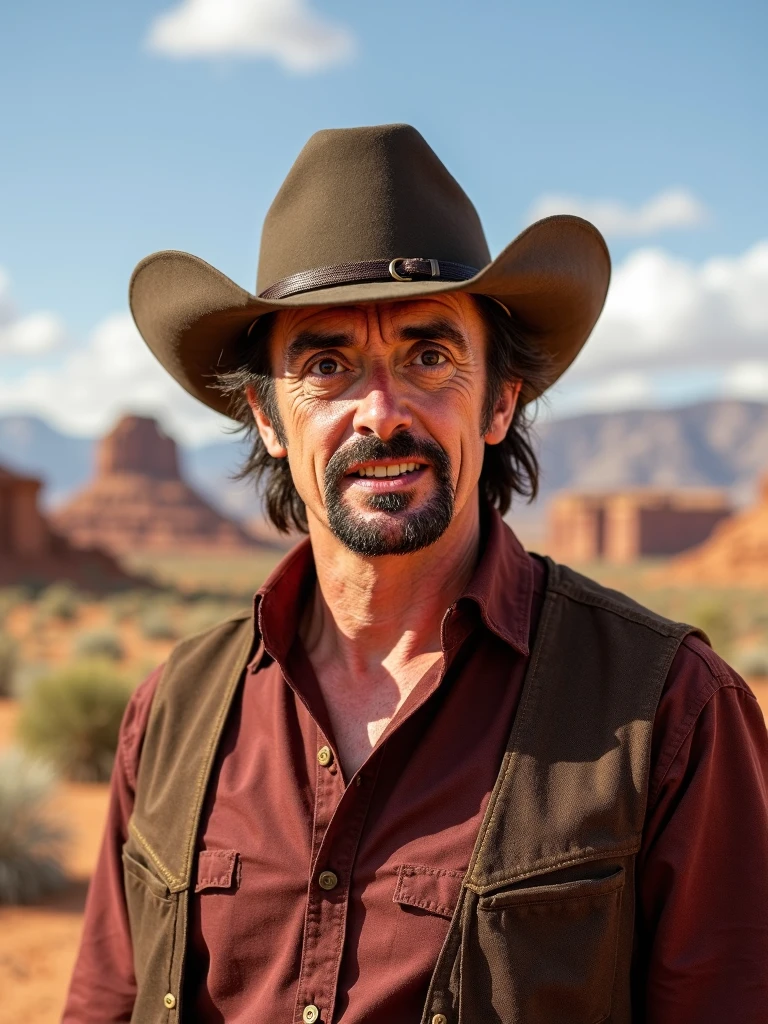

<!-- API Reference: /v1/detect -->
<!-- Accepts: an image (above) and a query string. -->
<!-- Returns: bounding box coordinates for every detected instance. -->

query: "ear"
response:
[483,380,521,445]
[246,385,287,459]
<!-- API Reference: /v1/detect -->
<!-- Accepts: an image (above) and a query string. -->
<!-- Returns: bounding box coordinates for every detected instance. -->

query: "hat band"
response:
[258,258,478,301]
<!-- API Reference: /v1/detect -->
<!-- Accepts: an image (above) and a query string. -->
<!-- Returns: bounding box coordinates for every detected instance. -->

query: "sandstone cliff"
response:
[52,416,258,556]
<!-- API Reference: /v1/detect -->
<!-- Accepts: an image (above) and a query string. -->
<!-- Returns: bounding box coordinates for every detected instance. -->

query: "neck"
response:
[301,495,482,676]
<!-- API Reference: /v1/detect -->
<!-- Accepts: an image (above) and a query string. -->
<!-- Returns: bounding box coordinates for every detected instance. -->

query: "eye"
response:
[414,349,447,367]
[313,357,343,376]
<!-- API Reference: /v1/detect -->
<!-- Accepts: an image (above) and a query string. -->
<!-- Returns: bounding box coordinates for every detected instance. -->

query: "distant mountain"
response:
[2,400,767,522]
[534,399,768,504]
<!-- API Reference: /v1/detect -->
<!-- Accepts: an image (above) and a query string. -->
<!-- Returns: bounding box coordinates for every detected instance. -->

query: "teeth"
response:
[355,462,422,478]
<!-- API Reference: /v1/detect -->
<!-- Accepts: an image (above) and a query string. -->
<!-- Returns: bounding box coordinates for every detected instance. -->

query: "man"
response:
[63,124,767,1023]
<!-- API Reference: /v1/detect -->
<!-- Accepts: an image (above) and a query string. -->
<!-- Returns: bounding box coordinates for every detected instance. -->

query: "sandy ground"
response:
[2,684,767,1024]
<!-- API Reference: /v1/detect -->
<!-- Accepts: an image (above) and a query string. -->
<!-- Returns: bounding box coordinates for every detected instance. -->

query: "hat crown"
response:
[256,123,491,295]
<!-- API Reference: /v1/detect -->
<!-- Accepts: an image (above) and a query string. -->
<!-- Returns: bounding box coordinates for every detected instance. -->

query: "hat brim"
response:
[129,214,610,419]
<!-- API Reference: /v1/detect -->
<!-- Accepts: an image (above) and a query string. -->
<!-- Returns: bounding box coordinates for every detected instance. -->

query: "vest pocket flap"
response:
[478,865,625,911]
[195,849,239,892]
[393,864,465,919]
[121,846,171,901]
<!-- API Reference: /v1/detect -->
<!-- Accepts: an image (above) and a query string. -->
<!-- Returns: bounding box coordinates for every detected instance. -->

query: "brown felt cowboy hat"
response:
[130,123,610,416]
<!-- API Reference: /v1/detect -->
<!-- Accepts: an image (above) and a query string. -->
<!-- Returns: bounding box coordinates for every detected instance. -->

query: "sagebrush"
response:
[18,661,133,781]
[0,749,68,904]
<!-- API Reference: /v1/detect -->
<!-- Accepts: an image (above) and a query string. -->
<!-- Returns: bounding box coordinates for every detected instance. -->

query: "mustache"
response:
[324,432,452,493]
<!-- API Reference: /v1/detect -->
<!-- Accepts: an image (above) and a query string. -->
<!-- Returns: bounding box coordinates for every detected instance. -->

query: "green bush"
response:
[0,750,68,904]
[0,632,19,698]
[37,582,81,622]
[0,586,32,625]
[182,601,235,637]
[73,628,124,662]
[690,599,734,657]
[733,647,768,680]
[139,604,178,641]
[18,661,132,782]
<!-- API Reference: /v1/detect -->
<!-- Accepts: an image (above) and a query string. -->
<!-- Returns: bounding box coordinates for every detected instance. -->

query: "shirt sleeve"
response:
[635,636,768,1022]
[61,667,163,1024]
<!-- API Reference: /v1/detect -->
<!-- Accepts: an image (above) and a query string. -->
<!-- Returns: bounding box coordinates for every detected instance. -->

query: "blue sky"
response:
[1,0,766,442]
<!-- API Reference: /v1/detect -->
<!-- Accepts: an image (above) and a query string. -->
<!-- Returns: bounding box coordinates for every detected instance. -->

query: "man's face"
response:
[250,293,516,556]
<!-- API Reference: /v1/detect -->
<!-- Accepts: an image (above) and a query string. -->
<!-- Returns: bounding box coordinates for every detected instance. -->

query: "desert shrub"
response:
[0,586,32,625]
[107,589,155,624]
[36,582,81,622]
[0,750,68,904]
[73,628,124,662]
[733,647,768,680]
[689,599,734,657]
[182,601,236,637]
[139,604,178,641]
[0,632,19,698]
[18,661,132,782]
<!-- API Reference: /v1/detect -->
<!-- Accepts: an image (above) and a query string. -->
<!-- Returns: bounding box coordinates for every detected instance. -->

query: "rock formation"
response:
[662,475,768,585]
[52,416,258,556]
[546,488,732,564]
[0,464,141,591]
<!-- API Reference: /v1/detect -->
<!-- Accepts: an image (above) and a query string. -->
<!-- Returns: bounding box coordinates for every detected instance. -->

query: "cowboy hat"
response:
[129,123,610,416]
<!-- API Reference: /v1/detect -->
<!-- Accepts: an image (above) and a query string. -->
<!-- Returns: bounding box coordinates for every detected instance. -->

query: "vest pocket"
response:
[465,866,625,1024]
[122,845,177,999]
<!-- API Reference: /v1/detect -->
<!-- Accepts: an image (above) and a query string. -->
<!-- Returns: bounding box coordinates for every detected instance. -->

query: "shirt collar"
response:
[253,503,534,663]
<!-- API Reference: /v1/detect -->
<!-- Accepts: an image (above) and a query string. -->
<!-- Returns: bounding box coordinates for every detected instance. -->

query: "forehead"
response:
[270,292,485,346]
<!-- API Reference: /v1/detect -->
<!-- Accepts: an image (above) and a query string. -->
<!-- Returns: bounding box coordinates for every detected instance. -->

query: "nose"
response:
[352,368,412,441]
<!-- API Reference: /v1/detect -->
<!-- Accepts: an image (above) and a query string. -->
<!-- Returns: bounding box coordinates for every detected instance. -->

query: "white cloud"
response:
[545,240,768,418]
[575,241,768,376]
[0,312,230,445]
[528,188,708,238]
[146,0,356,72]
[0,267,67,355]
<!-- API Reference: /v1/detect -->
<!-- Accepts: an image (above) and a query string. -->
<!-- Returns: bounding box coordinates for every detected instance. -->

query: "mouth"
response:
[343,460,428,488]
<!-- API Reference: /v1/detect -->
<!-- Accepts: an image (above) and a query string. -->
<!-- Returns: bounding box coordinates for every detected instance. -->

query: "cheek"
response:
[281,391,351,492]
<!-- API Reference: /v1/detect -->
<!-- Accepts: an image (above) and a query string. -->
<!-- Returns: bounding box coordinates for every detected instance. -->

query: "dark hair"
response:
[214,295,551,533]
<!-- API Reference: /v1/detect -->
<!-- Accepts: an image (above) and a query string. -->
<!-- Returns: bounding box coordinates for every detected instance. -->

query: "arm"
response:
[635,637,768,1022]
[61,668,162,1024]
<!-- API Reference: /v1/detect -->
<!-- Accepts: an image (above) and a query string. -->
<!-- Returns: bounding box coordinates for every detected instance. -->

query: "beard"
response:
[323,432,454,556]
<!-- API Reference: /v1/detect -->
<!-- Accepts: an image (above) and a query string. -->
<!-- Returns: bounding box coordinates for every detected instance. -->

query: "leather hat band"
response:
[258,258,479,301]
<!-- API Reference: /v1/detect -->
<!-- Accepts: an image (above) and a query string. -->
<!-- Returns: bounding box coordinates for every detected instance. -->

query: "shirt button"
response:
[163,992,177,1009]
[318,869,338,891]
[302,1005,320,1023]
[317,745,333,767]
[432,1015,448,1024]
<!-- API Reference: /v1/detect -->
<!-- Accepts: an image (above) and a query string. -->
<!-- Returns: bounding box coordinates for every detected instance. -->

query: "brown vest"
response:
[122,559,699,1024]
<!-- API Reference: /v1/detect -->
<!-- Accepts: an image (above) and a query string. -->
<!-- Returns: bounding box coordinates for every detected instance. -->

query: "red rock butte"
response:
[52,415,258,556]
[662,473,768,586]
[0,464,140,590]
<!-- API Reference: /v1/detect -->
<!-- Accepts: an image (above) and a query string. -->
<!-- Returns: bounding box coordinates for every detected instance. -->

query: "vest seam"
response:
[179,620,256,886]
[464,840,642,894]
[466,576,559,887]
[128,819,182,890]
[548,582,690,638]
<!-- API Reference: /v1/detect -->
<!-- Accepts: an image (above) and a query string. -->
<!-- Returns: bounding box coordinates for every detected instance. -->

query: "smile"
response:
[352,462,422,479]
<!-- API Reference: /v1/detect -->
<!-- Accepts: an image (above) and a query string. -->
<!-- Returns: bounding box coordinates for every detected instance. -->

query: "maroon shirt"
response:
[63,510,768,1023]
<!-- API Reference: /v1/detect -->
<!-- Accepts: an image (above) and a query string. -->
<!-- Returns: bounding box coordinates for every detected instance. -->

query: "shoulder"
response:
[119,665,164,793]
[543,558,696,640]
[650,633,763,799]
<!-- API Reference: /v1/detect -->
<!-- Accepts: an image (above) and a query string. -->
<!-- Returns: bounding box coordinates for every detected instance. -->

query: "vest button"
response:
[432,1015,447,1024]
[317,745,333,767]
[318,869,338,891]
[302,1005,320,1023]
[163,992,177,1009]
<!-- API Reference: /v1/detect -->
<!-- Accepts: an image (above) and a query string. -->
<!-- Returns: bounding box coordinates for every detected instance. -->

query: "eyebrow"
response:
[284,316,470,365]
[395,317,470,357]
[285,330,352,364]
